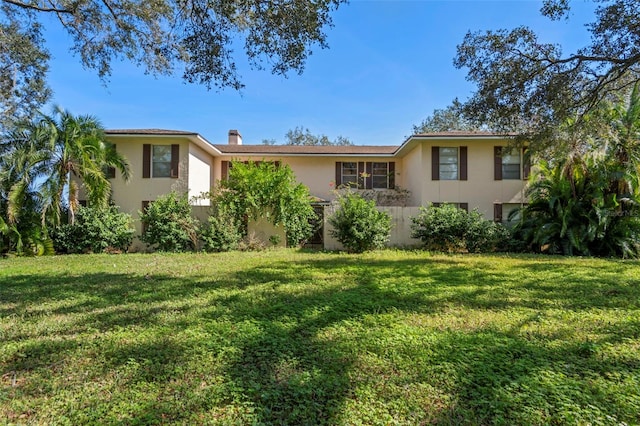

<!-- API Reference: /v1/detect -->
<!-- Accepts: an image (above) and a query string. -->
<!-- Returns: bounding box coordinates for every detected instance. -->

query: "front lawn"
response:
[1,251,639,424]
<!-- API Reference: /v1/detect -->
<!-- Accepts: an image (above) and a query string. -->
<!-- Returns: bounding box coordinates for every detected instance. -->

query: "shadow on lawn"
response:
[1,255,639,424]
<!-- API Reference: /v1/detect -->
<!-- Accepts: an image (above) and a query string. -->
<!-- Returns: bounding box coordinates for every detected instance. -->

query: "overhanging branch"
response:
[3,0,72,14]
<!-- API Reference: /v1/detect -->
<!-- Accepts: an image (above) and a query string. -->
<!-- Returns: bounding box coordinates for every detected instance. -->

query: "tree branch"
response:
[2,0,72,14]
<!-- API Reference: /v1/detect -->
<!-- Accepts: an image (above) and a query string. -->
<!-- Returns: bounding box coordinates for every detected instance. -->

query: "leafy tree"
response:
[412,99,483,134]
[140,192,199,252]
[0,0,346,122]
[263,126,353,146]
[198,207,242,253]
[0,106,130,226]
[454,0,640,154]
[328,190,391,253]
[215,161,316,246]
[0,5,50,132]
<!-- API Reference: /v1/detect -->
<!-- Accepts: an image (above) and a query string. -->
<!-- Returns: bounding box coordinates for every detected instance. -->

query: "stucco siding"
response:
[188,143,214,205]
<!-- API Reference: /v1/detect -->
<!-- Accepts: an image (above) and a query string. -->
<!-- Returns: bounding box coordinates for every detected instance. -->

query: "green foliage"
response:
[411,203,511,253]
[263,126,353,145]
[412,98,483,134]
[328,191,391,252]
[216,161,316,247]
[2,0,345,124]
[455,0,640,153]
[52,206,134,254]
[198,208,241,253]
[513,156,640,257]
[140,192,199,252]
[1,251,640,424]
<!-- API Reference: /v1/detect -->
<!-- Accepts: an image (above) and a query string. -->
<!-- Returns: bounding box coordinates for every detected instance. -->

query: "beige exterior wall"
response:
[419,139,527,220]
[105,136,192,244]
[188,143,215,205]
[400,144,423,206]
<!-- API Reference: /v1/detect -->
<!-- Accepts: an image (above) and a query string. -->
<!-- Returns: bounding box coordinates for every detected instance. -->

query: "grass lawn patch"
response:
[1,250,639,424]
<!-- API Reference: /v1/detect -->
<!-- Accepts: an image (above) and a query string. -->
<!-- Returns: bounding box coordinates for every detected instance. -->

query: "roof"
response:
[411,131,517,138]
[212,144,398,156]
[104,129,516,158]
[106,129,199,136]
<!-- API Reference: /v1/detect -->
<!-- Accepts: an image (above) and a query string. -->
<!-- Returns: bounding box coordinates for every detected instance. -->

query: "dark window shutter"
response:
[460,146,468,181]
[494,146,502,180]
[494,203,503,222]
[460,202,469,212]
[170,144,179,178]
[358,161,365,189]
[432,146,440,181]
[388,162,395,189]
[275,161,281,168]
[335,162,342,187]
[365,162,373,189]
[523,147,531,179]
[432,202,441,208]
[78,200,87,207]
[142,144,151,178]
[221,161,229,180]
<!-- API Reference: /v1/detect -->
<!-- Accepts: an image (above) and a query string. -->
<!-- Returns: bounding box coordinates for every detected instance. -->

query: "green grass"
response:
[1,250,639,425]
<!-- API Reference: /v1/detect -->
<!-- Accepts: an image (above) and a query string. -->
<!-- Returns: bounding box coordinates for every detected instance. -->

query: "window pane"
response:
[342,162,357,175]
[342,175,358,186]
[372,175,388,189]
[439,147,458,180]
[153,162,171,178]
[372,162,388,189]
[152,145,171,177]
[502,164,520,179]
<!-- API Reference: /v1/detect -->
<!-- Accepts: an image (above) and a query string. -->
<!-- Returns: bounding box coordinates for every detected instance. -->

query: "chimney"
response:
[228,129,242,145]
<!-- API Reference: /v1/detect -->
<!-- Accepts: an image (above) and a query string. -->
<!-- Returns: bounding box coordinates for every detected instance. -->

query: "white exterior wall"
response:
[188,143,214,206]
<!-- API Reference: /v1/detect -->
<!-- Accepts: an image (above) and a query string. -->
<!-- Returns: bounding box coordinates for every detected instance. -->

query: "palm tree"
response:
[1,106,130,227]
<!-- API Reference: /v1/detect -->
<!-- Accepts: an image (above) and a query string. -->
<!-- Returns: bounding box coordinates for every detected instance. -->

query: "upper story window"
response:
[494,146,529,181]
[372,162,390,189]
[431,146,467,181]
[341,162,358,187]
[142,144,179,179]
[502,150,521,180]
[439,147,459,180]
[152,145,172,177]
[335,161,396,189]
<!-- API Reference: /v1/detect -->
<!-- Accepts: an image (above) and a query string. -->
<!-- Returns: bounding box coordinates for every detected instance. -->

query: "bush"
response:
[411,204,511,253]
[198,209,242,252]
[140,192,199,252]
[328,191,391,253]
[52,205,134,253]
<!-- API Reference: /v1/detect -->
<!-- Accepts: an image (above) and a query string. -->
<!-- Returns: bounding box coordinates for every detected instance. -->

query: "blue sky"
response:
[43,0,596,146]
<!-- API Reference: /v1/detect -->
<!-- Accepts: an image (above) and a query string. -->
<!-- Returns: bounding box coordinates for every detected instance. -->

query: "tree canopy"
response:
[0,0,346,127]
[263,126,353,146]
[455,0,640,154]
[411,99,483,134]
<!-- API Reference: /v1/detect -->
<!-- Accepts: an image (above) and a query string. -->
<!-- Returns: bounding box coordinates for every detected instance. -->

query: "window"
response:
[372,162,389,189]
[502,150,521,180]
[152,145,172,177]
[341,162,358,187]
[143,144,179,178]
[439,147,458,180]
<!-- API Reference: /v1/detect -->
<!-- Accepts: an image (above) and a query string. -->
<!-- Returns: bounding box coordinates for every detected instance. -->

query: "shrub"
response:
[328,191,391,253]
[198,209,242,252]
[140,192,199,252]
[52,205,134,253]
[411,203,511,253]
[215,161,316,246]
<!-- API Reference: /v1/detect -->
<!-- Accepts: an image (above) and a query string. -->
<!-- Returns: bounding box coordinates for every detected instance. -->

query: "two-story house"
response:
[98,129,529,249]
